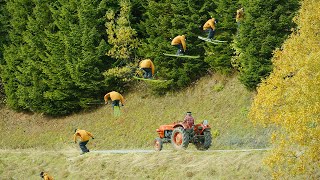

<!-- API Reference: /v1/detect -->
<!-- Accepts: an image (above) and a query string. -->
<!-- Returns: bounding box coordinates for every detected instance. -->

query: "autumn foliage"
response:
[249,0,320,178]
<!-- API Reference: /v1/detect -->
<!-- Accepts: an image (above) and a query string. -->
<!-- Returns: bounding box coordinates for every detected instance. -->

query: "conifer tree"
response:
[203,0,238,74]
[105,0,139,65]
[1,0,34,109]
[0,0,9,64]
[2,0,109,115]
[42,0,108,115]
[139,0,213,89]
[235,0,299,89]
[0,1,9,103]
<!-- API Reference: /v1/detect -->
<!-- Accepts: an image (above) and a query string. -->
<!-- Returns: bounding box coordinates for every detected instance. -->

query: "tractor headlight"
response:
[203,120,208,126]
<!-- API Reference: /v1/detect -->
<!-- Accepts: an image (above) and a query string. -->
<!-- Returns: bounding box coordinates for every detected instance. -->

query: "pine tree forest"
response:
[0,0,300,115]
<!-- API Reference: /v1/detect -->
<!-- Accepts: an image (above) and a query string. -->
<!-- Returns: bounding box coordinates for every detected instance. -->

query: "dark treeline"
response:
[0,0,299,115]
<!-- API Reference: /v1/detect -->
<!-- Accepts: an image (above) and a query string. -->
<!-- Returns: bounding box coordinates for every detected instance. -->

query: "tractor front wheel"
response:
[171,127,189,150]
[154,138,163,151]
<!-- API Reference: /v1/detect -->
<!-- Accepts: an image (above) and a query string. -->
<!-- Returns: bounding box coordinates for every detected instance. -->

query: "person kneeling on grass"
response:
[73,129,94,155]
[40,171,54,180]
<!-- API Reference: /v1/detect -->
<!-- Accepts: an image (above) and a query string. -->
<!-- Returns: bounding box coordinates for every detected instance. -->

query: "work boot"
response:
[177,49,184,56]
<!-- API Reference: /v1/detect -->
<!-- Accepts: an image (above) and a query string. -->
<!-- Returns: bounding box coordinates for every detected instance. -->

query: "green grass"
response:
[0,74,273,178]
[0,149,270,179]
[0,74,270,150]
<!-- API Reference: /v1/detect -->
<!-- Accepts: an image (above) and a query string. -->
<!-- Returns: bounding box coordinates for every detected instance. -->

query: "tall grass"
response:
[0,74,270,150]
[0,149,270,179]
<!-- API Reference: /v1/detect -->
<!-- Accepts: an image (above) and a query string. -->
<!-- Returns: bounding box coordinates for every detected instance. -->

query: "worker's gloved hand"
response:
[105,102,108,105]
[92,137,95,139]
[122,104,124,106]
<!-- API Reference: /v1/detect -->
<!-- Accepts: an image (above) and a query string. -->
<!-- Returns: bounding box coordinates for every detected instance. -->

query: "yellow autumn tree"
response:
[249,0,320,179]
[105,0,139,62]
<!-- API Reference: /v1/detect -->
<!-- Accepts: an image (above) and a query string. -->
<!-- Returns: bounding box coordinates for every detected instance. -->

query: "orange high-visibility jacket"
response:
[171,35,186,51]
[139,59,155,75]
[74,129,94,142]
[104,91,125,105]
[43,173,54,180]
[236,8,244,22]
[203,18,216,31]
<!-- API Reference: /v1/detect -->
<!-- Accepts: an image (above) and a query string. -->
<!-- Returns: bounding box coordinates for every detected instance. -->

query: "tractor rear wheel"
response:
[195,130,212,150]
[171,127,189,150]
[154,138,163,151]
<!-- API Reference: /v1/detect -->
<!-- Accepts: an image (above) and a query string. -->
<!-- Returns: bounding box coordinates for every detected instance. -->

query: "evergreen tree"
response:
[42,0,108,115]
[105,0,139,65]
[203,0,238,74]
[0,0,9,64]
[235,0,300,89]
[1,0,34,109]
[2,0,109,115]
[139,0,214,90]
[0,0,9,104]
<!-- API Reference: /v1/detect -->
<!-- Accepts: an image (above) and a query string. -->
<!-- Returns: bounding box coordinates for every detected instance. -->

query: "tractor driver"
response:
[183,112,194,128]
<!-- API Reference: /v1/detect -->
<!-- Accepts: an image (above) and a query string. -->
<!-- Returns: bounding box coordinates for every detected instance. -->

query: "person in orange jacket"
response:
[139,59,155,79]
[40,172,54,180]
[236,7,244,27]
[203,17,218,40]
[171,35,186,55]
[74,129,94,155]
[104,91,125,109]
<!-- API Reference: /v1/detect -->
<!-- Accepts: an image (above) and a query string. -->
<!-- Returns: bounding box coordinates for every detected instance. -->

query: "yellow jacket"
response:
[236,8,244,22]
[171,35,186,51]
[139,59,155,75]
[203,18,216,30]
[74,129,94,142]
[43,173,54,180]
[104,91,125,105]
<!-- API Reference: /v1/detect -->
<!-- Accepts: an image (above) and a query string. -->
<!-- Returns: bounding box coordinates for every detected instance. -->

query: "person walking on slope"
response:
[74,129,94,155]
[203,17,218,40]
[40,171,54,180]
[139,59,155,79]
[171,35,187,55]
[183,112,195,128]
[104,91,125,109]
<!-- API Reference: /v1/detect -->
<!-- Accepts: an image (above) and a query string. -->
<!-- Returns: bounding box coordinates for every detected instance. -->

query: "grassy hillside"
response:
[0,149,270,179]
[0,74,273,179]
[0,74,270,150]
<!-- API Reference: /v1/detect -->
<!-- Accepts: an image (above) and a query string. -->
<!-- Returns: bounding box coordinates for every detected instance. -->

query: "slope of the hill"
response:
[0,74,270,150]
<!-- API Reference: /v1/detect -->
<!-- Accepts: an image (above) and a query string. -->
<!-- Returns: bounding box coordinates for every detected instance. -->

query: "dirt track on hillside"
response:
[91,148,271,154]
[0,148,271,154]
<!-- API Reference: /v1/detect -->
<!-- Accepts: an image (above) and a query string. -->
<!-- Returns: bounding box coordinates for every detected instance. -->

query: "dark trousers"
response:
[112,100,120,109]
[174,44,184,55]
[79,140,89,153]
[141,68,152,79]
[206,28,215,39]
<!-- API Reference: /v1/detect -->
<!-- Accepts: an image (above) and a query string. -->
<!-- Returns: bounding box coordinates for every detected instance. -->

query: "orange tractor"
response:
[154,120,212,151]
